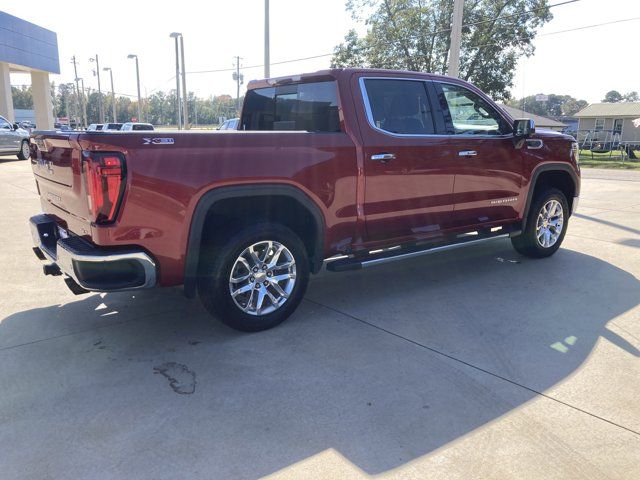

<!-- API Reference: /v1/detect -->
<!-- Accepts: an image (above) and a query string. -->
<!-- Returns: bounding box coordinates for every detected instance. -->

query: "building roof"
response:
[497,104,567,129]
[574,102,640,118]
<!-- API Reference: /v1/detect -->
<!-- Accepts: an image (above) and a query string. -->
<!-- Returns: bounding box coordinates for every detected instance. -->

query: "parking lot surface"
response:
[1,157,639,479]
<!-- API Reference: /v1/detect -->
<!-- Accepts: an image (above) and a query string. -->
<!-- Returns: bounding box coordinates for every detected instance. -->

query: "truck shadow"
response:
[1,241,638,478]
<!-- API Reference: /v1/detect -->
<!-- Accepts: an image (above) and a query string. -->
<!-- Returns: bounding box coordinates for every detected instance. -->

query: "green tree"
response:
[602,90,623,103]
[506,93,587,116]
[331,0,553,99]
[11,86,33,109]
[623,91,639,102]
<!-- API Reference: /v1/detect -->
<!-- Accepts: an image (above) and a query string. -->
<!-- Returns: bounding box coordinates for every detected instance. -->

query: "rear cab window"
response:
[241,81,341,132]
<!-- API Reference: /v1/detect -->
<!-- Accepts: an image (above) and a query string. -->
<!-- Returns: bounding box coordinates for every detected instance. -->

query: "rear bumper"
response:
[29,214,156,292]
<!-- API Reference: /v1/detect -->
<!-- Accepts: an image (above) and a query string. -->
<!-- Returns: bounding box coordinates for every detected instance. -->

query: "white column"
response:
[0,62,15,122]
[31,70,54,130]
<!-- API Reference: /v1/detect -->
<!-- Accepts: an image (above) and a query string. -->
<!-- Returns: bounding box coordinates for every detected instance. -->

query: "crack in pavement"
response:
[304,298,640,437]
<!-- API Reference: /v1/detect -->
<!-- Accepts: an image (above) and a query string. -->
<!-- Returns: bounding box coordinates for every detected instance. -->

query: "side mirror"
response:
[514,118,535,138]
[12,123,19,130]
[513,118,535,148]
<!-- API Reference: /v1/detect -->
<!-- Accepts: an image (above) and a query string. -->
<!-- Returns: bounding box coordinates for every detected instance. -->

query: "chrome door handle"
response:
[458,150,477,157]
[370,153,396,163]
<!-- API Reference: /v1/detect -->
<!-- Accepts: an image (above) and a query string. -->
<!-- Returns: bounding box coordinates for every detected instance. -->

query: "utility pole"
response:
[71,56,86,127]
[264,0,270,78]
[103,67,116,122]
[447,0,464,77]
[89,55,104,123]
[233,56,244,115]
[170,32,182,129]
[179,35,189,129]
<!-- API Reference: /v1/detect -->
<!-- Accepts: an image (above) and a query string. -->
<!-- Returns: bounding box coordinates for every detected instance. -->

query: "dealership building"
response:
[0,11,59,129]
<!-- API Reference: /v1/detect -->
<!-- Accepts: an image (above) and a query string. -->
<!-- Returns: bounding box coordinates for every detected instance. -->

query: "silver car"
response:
[0,115,30,160]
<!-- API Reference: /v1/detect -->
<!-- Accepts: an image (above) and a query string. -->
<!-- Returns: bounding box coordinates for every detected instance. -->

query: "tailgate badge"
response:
[143,137,174,145]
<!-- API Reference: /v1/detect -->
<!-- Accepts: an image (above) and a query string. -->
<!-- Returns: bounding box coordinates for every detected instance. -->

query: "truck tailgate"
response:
[31,132,93,235]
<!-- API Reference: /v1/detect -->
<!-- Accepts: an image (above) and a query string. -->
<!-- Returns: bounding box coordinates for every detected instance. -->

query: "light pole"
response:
[179,35,189,129]
[264,0,270,78]
[170,32,182,129]
[103,67,116,122]
[89,55,104,123]
[75,77,87,127]
[127,54,142,122]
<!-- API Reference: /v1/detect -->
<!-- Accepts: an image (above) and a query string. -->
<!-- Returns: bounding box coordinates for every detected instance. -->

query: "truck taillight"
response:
[84,153,126,224]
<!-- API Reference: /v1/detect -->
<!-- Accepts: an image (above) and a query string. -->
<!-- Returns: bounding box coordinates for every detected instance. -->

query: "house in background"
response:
[573,102,640,142]
[498,104,567,131]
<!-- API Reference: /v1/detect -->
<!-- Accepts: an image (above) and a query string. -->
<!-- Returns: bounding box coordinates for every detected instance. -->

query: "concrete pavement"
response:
[0,157,639,479]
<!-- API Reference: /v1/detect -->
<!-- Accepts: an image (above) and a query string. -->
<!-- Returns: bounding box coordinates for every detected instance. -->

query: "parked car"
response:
[121,122,154,131]
[29,68,580,332]
[218,118,239,130]
[18,121,36,132]
[58,125,74,132]
[102,123,123,131]
[0,115,30,159]
[87,124,104,132]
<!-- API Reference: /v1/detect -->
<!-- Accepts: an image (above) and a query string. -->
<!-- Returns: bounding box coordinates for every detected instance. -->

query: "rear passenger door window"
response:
[362,79,435,135]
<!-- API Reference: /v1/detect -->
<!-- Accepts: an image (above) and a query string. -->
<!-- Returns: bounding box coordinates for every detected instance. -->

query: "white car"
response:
[121,122,154,131]
[218,118,239,130]
[0,115,30,160]
[102,123,123,131]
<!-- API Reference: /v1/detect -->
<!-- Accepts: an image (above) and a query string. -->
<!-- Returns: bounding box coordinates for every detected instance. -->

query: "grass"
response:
[578,149,640,169]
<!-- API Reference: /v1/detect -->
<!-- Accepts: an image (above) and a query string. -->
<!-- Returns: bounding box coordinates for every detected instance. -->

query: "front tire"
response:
[17,140,30,160]
[197,223,310,332]
[511,188,569,258]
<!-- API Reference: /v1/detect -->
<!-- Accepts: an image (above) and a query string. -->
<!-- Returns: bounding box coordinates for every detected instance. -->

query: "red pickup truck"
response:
[29,68,580,331]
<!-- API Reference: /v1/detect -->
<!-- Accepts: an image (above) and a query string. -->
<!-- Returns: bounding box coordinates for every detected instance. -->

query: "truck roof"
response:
[246,68,459,90]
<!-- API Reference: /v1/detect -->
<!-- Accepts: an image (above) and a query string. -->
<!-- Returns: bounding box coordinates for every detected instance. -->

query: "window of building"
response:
[613,118,623,134]
[362,79,435,135]
[241,81,340,132]
[595,118,605,131]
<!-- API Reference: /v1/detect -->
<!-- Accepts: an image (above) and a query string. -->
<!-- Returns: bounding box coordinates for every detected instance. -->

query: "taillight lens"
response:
[84,153,125,224]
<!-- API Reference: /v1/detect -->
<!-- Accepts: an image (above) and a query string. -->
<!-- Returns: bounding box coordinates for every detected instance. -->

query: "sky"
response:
[5,0,640,104]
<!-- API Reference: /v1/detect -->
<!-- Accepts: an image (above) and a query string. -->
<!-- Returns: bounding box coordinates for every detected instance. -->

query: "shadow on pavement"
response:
[0,241,638,478]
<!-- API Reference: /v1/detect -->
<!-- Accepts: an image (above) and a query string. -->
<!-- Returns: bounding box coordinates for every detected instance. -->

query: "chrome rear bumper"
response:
[30,214,156,292]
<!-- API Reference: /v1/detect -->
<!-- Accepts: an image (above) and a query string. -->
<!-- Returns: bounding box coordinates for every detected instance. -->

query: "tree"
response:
[602,90,623,103]
[332,0,553,99]
[506,93,587,116]
[623,91,639,102]
[11,86,33,109]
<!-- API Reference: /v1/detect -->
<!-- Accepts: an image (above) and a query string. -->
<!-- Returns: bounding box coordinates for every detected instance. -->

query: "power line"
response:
[185,0,581,76]
[468,16,640,50]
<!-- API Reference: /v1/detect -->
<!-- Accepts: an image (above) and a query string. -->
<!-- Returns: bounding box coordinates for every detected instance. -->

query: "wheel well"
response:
[199,195,320,270]
[532,170,576,213]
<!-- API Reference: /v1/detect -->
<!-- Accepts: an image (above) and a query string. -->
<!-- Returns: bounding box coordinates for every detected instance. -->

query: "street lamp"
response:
[89,55,104,123]
[103,67,116,122]
[170,32,182,129]
[127,54,142,122]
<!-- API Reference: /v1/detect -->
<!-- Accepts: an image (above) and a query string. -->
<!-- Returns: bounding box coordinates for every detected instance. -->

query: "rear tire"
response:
[197,223,310,332]
[17,140,30,160]
[511,188,569,258]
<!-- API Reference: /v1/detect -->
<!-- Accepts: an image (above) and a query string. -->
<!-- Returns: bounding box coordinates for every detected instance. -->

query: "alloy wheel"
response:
[228,240,297,316]
[536,199,564,248]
